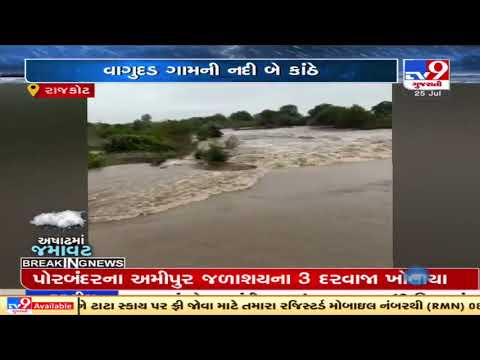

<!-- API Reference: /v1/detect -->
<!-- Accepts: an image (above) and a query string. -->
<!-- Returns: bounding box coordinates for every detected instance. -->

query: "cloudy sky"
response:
[88,83,391,123]
[2,45,480,73]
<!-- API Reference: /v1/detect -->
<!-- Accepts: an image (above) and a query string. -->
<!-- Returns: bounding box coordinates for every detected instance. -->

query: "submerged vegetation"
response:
[88,101,391,169]
[195,144,230,165]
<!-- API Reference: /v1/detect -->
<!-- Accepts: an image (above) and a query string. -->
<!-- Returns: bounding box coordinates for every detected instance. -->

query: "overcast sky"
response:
[88,83,391,124]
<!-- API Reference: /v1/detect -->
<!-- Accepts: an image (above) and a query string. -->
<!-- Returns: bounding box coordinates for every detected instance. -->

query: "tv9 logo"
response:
[403,59,450,90]
[7,296,33,314]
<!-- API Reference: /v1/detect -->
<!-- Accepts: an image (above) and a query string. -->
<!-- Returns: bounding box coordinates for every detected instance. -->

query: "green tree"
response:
[307,104,343,126]
[279,105,304,126]
[308,104,334,117]
[255,109,278,128]
[275,112,295,127]
[336,105,372,128]
[133,114,153,131]
[229,111,254,128]
[132,119,144,131]
[279,104,300,118]
[196,124,223,141]
[229,111,253,123]
[141,113,152,123]
[371,101,392,117]
[204,113,229,127]
[369,101,392,129]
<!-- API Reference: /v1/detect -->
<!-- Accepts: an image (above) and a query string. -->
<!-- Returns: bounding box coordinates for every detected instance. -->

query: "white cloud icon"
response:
[30,210,85,228]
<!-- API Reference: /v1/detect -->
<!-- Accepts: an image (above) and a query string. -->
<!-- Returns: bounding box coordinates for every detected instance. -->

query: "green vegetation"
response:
[132,114,153,131]
[252,105,301,128]
[88,101,391,169]
[103,134,173,153]
[229,111,254,129]
[195,144,229,164]
[306,102,391,129]
[88,112,224,169]
[88,152,107,169]
[196,124,223,141]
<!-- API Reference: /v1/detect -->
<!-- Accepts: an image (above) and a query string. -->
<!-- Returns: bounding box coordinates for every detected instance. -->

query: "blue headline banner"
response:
[25,59,398,83]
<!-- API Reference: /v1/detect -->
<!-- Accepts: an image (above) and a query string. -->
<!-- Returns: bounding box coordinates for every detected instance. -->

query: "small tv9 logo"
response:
[7,296,33,315]
[403,59,450,90]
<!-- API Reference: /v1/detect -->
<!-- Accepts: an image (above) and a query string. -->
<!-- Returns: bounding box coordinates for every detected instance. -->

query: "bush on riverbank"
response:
[88,152,107,169]
[104,134,174,153]
[195,145,229,164]
[88,120,195,169]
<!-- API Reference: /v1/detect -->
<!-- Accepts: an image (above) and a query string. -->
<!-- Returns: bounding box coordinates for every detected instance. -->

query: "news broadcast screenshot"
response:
[1,45,479,316]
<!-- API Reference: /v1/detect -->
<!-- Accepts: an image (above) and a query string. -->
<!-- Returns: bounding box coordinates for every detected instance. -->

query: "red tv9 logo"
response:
[425,60,449,80]
[404,59,450,90]
[7,296,33,314]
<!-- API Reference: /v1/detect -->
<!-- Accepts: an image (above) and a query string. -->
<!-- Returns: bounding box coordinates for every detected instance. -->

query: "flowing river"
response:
[88,126,391,223]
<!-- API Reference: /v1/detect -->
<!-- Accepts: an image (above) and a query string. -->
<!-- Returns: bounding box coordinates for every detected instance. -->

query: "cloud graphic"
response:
[30,210,85,228]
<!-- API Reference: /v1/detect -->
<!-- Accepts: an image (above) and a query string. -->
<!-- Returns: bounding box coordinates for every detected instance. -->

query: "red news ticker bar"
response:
[32,83,95,98]
[20,268,480,290]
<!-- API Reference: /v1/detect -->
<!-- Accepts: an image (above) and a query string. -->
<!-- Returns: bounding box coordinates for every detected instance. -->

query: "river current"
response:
[88,126,391,223]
